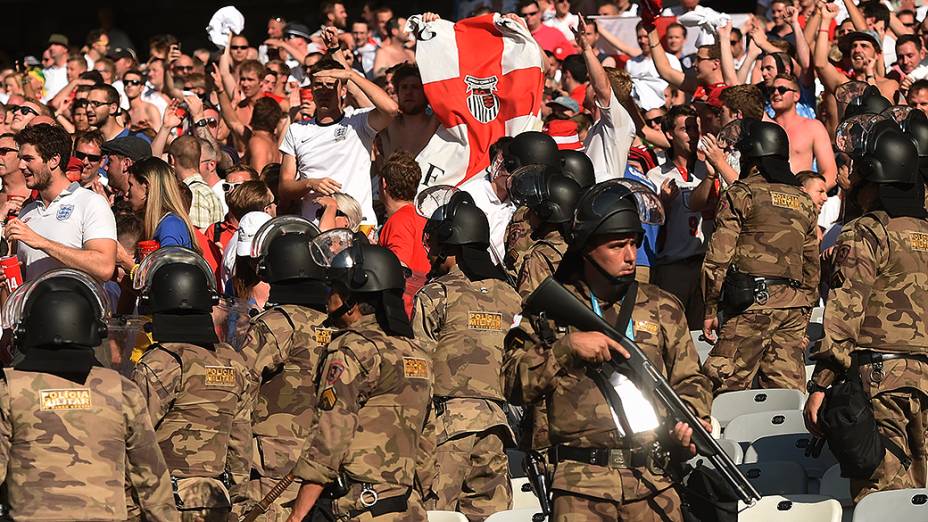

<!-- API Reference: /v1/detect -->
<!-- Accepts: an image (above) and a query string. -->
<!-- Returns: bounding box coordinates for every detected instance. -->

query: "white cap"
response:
[235,211,273,257]
[307,42,325,55]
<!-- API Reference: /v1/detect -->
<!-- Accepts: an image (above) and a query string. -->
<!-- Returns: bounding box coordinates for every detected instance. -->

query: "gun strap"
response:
[590,282,639,438]
[616,282,638,335]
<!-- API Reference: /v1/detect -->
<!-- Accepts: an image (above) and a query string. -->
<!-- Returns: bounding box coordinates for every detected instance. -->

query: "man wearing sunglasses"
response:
[769,74,837,189]
[123,70,161,133]
[73,130,107,196]
[518,0,573,55]
[9,99,46,133]
[0,133,28,210]
[229,34,250,67]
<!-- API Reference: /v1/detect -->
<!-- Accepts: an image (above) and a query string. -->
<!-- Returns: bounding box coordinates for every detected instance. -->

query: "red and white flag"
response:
[407,13,545,190]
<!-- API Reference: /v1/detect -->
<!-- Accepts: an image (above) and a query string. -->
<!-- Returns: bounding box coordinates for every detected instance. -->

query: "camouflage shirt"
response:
[516,229,568,300]
[702,173,820,317]
[132,342,254,509]
[504,206,533,281]
[240,304,331,479]
[0,367,179,521]
[503,279,712,501]
[293,315,432,506]
[412,265,521,442]
[812,211,928,387]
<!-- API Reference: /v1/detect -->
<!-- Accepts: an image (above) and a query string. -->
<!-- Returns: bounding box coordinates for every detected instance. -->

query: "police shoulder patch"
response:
[770,191,801,210]
[40,388,92,411]
[403,357,430,379]
[325,360,345,384]
[319,386,337,410]
[313,326,334,345]
[205,366,236,386]
[635,320,659,336]
[468,311,503,331]
[909,232,928,252]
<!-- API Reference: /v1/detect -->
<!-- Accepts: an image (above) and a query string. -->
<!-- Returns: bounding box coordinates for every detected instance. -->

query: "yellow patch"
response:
[910,232,928,252]
[468,311,503,331]
[635,321,659,335]
[313,327,334,345]
[319,387,337,410]
[770,192,801,210]
[40,388,92,411]
[403,357,430,379]
[205,366,236,386]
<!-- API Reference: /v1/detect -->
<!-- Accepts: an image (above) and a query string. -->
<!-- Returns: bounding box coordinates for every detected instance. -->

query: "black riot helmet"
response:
[503,131,560,172]
[858,126,920,185]
[134,247,219,314]
[6,269,109,350]
[736,118,789,160]
[509,165,583,225]
[843,85,891,120]
[559,150,596,189]
[252,216,324,283]
[421,190,490,249]
[898,109,928,178]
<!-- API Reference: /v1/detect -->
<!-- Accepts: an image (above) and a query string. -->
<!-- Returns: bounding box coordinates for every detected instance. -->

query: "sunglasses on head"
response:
[222,181,243,192]
[771,85,797,95]
[74,151,102,162]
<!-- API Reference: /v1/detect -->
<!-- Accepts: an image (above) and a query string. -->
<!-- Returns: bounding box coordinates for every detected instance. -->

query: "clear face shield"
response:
[835,80,871,119]
[132,246,218,295]
[250,215,321,259]
[2,268,110,330]
[415,185,459,254]
[507,165,549,209]
[586,179,666,227]
[835,113,887,157]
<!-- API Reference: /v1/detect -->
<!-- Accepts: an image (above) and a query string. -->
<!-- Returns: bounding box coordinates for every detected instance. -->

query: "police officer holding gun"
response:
[503,180,713,520]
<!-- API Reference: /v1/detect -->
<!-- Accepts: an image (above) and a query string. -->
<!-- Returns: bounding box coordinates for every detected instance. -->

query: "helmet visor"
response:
[835,113,886,155]
[882,105,914,126]
[132,246,217,293]
[415,185,460,219]
[718,119,745,152]
[613,179,665,225]
[251,215,320,259]
[2,268,110,330]
[835,80,870,105]
[309,228,356,268]
[488,149,509,182]
[508,165,548,209]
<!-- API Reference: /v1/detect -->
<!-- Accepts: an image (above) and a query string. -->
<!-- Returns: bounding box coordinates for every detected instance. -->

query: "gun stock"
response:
[523,451,552,520]
[524,277,761,505]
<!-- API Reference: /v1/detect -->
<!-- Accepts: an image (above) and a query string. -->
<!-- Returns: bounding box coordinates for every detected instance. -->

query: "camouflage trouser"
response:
[652,257,705,331]
[178,508,233,521]
[428,428,512,520]
[231,476,301,522]
[851,364,928,504]
[551,488,683,522]
[703,307,809,394]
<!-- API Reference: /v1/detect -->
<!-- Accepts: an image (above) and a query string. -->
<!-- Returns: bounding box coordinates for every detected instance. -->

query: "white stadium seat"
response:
[712,389,806,429]
[852,489,928,522]
[486,508,542,521]
[817,464,851,507]
[510,477,541,510]
[739,494,842,522]
[427,511,468,522]
[744,434,837,478]
[691,330,714,364]
[690,437,745,469]
[738,461,808,496]
[723,410,807,443]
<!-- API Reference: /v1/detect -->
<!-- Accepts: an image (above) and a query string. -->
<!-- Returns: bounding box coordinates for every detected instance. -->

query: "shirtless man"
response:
[379,64,439,158]
[372,18,415,78]
[814,3,898,101]
[770,73,837,189]
[122,70,161,133]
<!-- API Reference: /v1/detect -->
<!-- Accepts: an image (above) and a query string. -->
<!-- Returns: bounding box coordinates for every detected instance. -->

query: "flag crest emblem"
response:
[464,75,500,124]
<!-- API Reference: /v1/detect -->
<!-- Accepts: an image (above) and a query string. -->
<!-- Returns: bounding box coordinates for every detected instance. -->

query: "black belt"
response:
[552,445,649,469]
[854,351,928,366]
[346,491,409,519]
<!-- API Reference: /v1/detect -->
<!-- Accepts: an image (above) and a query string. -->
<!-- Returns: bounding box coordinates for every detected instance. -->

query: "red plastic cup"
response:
[1,256,22,292]
[300,87,314,104]
[136,240,160,261]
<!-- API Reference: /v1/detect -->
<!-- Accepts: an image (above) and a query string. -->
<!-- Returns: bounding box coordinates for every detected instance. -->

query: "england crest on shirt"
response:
[56,204,74,221]
[333,126,348,142]
[464,75,500,124]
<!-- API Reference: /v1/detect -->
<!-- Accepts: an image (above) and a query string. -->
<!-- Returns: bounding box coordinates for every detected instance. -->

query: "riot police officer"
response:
[702,119,820,393]
[238,216,334,521]
[413,191,521,519]
[287,241,432,521]
[0,269,179,521]
[131,247,253,521]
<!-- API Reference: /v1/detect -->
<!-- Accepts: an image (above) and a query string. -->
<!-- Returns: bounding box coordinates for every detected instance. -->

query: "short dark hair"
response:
[908,79,928,98]
[772,73,800,90]
[75,129,105,149]
[562,54,588,83]
[381,151,422,202]
[309,56,345,79]
[91,84,119,105]
[168,135,201,170]
[861,1,890,26]
[79,71,104,84]
[86,29,106,47]
[666,22,687,36]
[122,68,144,81]
[391,63,421,91]
[517,0,539,11]
[731,28,743,40]
[897,34,923,52]
[251,97,283,133]
[351,18,369,29]
[719,84,765,120]
[661,105,697,134]
[796,170,826,186]
[15,124,71,168]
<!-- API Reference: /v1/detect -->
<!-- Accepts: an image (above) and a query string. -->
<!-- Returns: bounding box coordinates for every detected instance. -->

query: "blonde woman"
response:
[316,192,362,232]
[124,157,201,254]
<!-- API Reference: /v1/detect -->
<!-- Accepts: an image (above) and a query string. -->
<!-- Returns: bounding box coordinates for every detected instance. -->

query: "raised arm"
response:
[217,37,238,100]
[789,6,812,74]
[814,4,848,93]
[313,68,398,131]
[209,65,249,141]
[597,22,642,58]
[718,22,740,86]
[842,0,868,32]
[576,18,612,107]
[648,28,693,91]
[737,38,764,84]
[151,99,182,159]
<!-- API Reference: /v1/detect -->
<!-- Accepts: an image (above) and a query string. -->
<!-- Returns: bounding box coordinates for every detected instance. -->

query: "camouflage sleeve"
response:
[411,283,446,352]
[659,292,713,420]
[416,407,438,502]
[228,359,257,487]
[240,315,288,378]
[122,378,181,522]
[516,249,555,300]
[801,206,822,296]
[130,350,182,428]
[701,184,749,318]
[0,379,10,484]
[811,219,885,387]
[292,340,380,485]
[502,319,574,406]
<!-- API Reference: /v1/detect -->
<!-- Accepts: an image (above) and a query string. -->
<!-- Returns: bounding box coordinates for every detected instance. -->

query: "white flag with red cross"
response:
[406,13,545,190]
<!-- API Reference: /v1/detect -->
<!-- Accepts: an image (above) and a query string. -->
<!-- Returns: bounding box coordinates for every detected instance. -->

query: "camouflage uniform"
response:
[412,266,521,520]
[516,229,568,300]
[702,173,819,393]
[504,207,533,282]
[237,305,331,521]
[292,315,433,521]
[0,367,180,521]
[132,342,254,521]
[810,211,928,503]
[504,279,712,521]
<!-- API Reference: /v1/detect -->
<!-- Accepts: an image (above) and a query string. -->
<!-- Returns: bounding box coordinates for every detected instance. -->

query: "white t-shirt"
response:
[460,172,515,261]
[17,182,117,281]
[544,13,580,42]
[583,91,637,182]
[646,161,716,264]
[626,53,681,111]
[141,83,168,116]
[212,181,229,218]
[41,66,68,103]
[280,107,378,225]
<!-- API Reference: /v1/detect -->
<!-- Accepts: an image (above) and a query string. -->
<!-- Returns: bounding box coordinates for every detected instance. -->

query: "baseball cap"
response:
[22,56,39,67]
[544,119,582,151]
[108,48,137,62]
[102,136,152,162]
[48,34,69,47]
[551,45,575,62]
[284,23,312,41]
[695,83,727,109]
[547,95,580,114]
[839,30,882,54]
[236,211,274,257]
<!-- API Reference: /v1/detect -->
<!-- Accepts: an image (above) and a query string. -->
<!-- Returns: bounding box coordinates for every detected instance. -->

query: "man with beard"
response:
[86,84,128,141]
[5,124,116,282]
[770,74,837,189]
[379,64,440,159]
[814,4,899,102]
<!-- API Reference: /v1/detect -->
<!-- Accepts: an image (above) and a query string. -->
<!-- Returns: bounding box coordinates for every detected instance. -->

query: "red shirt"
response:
[531,24,573,54]
[195,228,222,287]
[570,84,587,109]
[379,204,430,275]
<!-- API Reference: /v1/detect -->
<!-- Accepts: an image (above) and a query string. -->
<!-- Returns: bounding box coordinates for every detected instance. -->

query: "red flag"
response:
[410,14,545,189]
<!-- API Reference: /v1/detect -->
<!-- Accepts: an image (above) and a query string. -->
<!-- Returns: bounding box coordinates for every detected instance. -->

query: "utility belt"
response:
[853,351,928,384]
[721,268,801,316]
[307,478,411,521]
[551,443,667,473]
[170,471,233,509]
